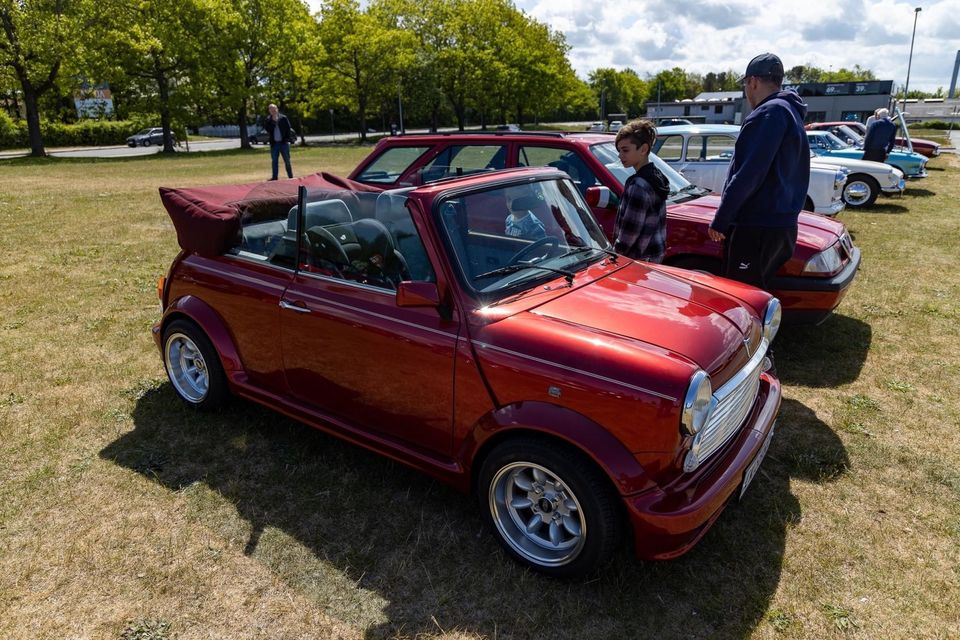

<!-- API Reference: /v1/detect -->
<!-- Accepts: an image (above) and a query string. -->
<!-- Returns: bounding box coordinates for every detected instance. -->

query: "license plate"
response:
[740,425,775,500]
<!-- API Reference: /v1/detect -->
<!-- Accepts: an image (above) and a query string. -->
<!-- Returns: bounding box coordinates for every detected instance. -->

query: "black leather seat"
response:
[374,192,433,281]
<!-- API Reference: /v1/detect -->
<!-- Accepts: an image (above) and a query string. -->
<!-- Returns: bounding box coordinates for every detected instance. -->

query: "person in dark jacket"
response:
[862,108,897,162]
[264,103,294,180]
[613,119,669,263]
[708,53,810,291]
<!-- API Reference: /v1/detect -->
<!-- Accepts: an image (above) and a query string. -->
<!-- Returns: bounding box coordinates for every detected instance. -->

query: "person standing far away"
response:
[862,107,897,163]
[613,119,669,263]
[707,53,810,292]
[865,108,880,129]
[264,103,294,180]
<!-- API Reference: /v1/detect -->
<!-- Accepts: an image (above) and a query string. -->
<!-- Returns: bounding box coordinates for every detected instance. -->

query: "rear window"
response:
[355,146,431,184]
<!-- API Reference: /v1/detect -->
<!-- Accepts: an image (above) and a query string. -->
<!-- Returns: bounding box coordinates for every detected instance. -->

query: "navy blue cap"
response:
[739,53,784,83]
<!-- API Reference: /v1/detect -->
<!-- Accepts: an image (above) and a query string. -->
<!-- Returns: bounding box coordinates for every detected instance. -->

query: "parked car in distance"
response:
[654,124,847,215]
[655,118,694,127]
[805,130,928,179]
[495,123,521,132]
[608,120,624,133]
[802,150,905,208]
[126,127,171,147]
[155,168,782,577]
[586,122,606,132]
[806,121,941,158]
[348,131,861,324]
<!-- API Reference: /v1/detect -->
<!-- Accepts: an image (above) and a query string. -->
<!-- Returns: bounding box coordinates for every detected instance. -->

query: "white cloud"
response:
[306,0,960,91]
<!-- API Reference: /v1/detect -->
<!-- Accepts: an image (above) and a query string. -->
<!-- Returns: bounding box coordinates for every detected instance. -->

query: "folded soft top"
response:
[159,172,381,257]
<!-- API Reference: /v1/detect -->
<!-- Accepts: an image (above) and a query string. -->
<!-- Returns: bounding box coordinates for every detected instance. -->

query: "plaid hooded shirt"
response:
[613,163,669,262]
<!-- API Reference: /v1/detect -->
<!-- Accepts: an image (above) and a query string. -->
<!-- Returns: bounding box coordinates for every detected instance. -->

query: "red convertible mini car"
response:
[348,132,860,324]
[154,168,782,576]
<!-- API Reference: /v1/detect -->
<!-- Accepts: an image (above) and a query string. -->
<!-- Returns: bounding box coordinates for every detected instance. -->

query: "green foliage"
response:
[0,117,163,149]
[589,68,649,118]
[785,63,876,84]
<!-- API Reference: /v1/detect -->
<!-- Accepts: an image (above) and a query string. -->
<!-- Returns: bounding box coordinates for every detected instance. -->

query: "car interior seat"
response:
[304,225,351,274]
[271,199,354,267]
[349,218,411,287]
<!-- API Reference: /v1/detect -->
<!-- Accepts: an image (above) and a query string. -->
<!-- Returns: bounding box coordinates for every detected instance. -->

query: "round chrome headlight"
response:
[763,298,782,344]
[681,370,713,436]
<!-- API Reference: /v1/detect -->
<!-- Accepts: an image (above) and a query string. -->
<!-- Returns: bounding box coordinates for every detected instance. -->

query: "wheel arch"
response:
[161,295,244,379]
[464,401,657,499]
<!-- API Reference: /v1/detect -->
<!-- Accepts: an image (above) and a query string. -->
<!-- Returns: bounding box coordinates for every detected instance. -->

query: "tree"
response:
[0,0,85,156]
[90,0,218,153]
[311,0,416,140]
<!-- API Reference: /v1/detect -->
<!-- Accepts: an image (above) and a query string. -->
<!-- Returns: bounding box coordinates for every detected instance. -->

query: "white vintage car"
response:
[802,150,904,208]
[655,124,846,215]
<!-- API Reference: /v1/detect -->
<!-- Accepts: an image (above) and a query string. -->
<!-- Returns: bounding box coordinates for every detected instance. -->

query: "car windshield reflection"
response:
[437,177,612,300]
[588,141,694,199]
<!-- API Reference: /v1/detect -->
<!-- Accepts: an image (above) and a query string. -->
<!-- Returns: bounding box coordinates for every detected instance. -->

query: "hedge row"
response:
[0,113,171,149]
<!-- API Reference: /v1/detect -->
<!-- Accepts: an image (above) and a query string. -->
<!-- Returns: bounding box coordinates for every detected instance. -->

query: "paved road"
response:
[0,133,366,160]
[0,123,594,160]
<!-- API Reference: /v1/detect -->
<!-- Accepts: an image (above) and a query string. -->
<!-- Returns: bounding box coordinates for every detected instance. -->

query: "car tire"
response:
[842,174,879,208]
[478,437,622,577]
[142,139,151,147]
[162,319,229,411]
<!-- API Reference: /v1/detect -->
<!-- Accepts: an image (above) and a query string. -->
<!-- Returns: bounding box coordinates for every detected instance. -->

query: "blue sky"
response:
[308,0,960,92]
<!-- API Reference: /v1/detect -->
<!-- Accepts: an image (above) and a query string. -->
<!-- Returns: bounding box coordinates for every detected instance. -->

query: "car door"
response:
[652,133,687,174]
[278,198,461,457]
[689,134,736,193]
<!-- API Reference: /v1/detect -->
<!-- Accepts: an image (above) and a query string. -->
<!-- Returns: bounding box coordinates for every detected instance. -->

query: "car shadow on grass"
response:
[864,202,909,214]
[902,187,936,198]
[775,313,871,387]
[103,390,846,640]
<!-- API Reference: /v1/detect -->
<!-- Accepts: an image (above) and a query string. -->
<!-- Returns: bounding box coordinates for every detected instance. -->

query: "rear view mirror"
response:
[585,186,619,210]
[396,281,440,308]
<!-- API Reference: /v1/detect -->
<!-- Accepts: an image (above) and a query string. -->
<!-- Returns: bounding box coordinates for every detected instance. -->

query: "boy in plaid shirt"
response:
[613,119,669,262]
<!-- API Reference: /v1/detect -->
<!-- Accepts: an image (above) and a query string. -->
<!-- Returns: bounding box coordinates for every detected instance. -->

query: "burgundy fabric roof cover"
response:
[159,172,381,257]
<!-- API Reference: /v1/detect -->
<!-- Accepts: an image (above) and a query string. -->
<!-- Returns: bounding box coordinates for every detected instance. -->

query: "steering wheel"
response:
[508,235,560,264]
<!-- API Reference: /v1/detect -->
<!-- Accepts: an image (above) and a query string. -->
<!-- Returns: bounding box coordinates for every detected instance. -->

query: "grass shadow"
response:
[864,202,909,214]
[101,388,846,639]
[775,314,871,387]
[902,187,936,198]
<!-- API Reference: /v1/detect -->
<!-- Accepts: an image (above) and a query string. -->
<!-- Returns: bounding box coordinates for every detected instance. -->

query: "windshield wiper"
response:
[558,245,618,262]
[474,262,575,284]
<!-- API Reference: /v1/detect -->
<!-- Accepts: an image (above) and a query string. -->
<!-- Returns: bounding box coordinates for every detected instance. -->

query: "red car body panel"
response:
[805,121,940,157]
[348,132,859,324]
[155,167,782,564]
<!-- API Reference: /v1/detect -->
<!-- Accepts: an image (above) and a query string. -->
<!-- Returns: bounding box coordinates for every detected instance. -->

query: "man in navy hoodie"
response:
[707,53,810,291]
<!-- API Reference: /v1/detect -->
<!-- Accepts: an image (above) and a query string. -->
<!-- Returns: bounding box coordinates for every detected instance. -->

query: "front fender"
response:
[462,401,658,496]
[154,295,244,378]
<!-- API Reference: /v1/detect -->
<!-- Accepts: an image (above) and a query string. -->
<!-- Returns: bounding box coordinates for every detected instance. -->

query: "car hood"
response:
[473,261,764,388]
[811,156,902,176]
[671,193,842,252]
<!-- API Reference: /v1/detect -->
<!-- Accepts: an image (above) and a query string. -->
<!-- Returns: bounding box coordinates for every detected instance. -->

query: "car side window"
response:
[517,146,599,196]
[356,146,431,185]
[703,135,736,161]
[685,136,706,162]
[654,135,684,161]
[419,145,506,183]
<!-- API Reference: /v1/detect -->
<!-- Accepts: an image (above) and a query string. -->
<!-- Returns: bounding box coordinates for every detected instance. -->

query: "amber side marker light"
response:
[157,276,166,303]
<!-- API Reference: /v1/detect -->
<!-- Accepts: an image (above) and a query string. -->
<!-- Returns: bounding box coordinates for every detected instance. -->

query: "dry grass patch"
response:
[1,147,958,639]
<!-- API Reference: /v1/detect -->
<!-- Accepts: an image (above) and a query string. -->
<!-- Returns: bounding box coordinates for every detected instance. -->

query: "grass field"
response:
[0,139,958,639]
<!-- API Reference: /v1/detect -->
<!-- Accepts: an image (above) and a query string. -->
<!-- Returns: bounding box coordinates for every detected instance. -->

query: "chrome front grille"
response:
[683,342,766,472]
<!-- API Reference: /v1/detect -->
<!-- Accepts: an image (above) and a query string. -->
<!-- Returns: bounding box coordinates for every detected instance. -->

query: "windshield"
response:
[136,129,152,136]
[836,125,864,145]
[820,132,852,150]
[589,141,695,198]
[437,177,612,301]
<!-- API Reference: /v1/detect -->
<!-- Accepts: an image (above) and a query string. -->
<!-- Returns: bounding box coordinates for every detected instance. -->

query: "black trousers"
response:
[862,148,887,162]
[722,225,798,291]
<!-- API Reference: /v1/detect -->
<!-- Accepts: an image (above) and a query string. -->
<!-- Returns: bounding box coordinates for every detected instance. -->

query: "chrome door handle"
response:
[279,300,311,313]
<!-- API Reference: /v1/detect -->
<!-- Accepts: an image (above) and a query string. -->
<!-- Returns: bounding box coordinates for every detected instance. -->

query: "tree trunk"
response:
[154,57,176,153]
[238,105,251,149]
[21,81,45,157]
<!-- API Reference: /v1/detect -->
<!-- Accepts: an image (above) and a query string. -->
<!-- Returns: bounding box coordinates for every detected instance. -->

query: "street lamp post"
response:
[903,6,922,109]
